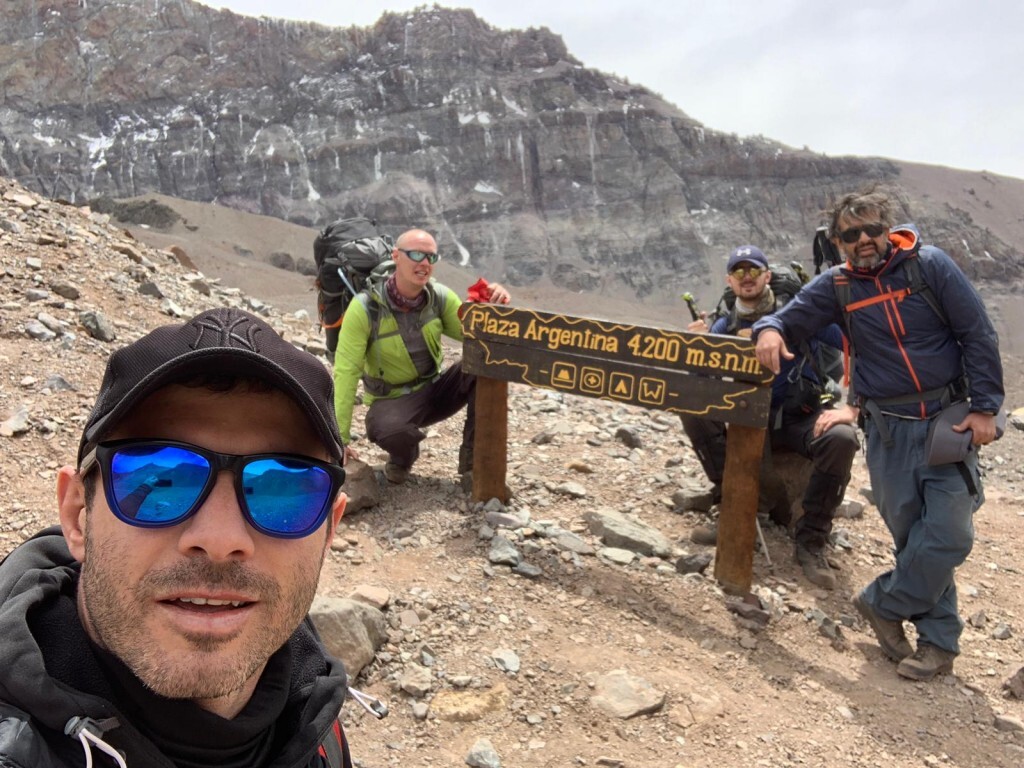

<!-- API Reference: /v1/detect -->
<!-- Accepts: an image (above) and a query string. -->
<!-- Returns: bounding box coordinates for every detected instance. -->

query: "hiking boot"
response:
[852,593,913,662]
[690,521,718,545]
[384,462,410,485]
[458,445,474,475]
[897,643,956,681]
[795,543,836,590]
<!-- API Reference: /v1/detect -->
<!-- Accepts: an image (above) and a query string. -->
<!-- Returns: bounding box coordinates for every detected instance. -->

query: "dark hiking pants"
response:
[364,361,475,470]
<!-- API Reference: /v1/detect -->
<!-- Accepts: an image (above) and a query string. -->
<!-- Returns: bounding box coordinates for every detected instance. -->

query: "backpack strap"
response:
[358,284,446,346]
[724,305,740,335]
[358,284,448,397]
[831,254,949,339]
[903,254,949,326]
[316,719,351,768]
[830,255,964,437]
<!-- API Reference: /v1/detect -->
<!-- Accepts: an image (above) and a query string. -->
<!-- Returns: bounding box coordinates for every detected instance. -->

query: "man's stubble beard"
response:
[78,520,324,701]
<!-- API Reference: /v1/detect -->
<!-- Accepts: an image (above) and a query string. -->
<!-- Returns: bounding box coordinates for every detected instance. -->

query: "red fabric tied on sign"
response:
[466,277,492,303]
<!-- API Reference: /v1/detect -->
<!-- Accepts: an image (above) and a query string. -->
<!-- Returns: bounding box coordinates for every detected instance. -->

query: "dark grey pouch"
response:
[925,402,972,466]
[925,402,1007,466]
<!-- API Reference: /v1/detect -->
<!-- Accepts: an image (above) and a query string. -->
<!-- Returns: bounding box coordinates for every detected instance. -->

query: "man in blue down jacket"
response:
[753,190,1003,682]
[0,308,352,767]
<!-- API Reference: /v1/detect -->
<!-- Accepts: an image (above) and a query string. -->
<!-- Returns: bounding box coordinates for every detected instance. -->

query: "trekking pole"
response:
[755,517,772,566]
[681,292,701,322]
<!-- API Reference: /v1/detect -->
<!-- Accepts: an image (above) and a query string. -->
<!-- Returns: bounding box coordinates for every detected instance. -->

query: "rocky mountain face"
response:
[1,0,1021,305]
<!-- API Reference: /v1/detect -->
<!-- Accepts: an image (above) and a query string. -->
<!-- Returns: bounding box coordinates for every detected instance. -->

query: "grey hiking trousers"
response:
[859,414,982,655]
[364,361,475,470]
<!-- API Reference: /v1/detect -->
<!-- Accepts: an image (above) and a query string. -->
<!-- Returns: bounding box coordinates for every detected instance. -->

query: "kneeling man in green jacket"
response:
[333,228,510,484]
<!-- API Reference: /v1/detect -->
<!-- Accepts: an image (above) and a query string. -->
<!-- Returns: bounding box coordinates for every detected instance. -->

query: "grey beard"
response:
[850,252,883,270]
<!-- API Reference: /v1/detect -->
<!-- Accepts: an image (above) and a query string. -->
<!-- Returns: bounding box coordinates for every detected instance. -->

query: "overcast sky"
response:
[210,0,1023,180]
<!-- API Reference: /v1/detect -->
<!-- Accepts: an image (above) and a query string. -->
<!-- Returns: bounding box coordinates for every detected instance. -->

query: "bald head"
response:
[395,229,436,252]
[391,229,438,298]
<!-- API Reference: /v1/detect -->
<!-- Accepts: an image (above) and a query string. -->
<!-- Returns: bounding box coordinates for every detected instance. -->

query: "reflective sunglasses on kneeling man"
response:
[396,248,439,264]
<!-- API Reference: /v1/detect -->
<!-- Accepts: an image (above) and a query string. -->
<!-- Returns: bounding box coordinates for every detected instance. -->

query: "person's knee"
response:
[814,423,859,473]
[934,506,975,559]
[445,363,477,398]
[365,406,419,446]
[681,415,725,445]
[918,490,976,567]
[821,423,859,450]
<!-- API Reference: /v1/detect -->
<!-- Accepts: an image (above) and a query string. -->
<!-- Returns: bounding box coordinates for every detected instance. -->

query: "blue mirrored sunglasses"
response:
[397,248,439,264]
[79,439,346,539]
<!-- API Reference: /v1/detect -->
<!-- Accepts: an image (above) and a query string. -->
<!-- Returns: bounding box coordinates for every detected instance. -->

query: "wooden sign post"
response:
[461,304,773,594]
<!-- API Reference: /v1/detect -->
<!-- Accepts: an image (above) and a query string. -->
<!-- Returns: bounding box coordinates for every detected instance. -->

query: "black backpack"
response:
[313,217,394,360]
[813,226,843,274]
[315,718,352,768]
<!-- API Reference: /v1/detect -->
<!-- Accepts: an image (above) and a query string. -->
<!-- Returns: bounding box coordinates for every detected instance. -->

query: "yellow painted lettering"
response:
[685,348,706,367]
[740,356,761,375]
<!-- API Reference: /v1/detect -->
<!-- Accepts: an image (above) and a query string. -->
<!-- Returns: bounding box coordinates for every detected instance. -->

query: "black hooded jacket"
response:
[0,527,351,768]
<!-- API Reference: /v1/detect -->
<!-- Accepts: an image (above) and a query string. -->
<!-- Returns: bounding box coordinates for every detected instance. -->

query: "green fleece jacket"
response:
[333,280,463,442]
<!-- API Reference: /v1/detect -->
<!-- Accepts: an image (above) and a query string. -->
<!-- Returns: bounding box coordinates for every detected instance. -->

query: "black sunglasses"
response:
[80,439,345,539]
[396,248,439,264]
[838,223,886,244]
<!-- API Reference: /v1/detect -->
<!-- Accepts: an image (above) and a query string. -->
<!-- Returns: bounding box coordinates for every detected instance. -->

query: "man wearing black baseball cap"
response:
[0,308,353,767]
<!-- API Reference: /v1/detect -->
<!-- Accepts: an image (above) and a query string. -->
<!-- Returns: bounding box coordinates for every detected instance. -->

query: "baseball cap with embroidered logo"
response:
[727,245,769,272]
[78,307,344,466]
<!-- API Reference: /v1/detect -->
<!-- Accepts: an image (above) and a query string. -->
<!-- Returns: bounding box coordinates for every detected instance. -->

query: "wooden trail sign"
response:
[461,304,773,594]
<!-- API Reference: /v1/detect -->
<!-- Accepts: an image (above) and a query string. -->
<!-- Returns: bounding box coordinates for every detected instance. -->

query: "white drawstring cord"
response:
[348,687,388,719]
[77,728,128,768]
[66,717,127,768]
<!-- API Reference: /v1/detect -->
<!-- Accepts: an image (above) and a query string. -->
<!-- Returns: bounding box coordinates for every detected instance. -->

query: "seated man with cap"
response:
[681,245,859,590]
[0,307,353,767]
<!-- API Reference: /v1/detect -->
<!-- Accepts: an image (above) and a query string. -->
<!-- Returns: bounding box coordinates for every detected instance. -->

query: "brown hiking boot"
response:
[690,521,718,545]
[384,462,410,485]
[795,543,836,590]
[897,643,955,681]
[852,594,913,662]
